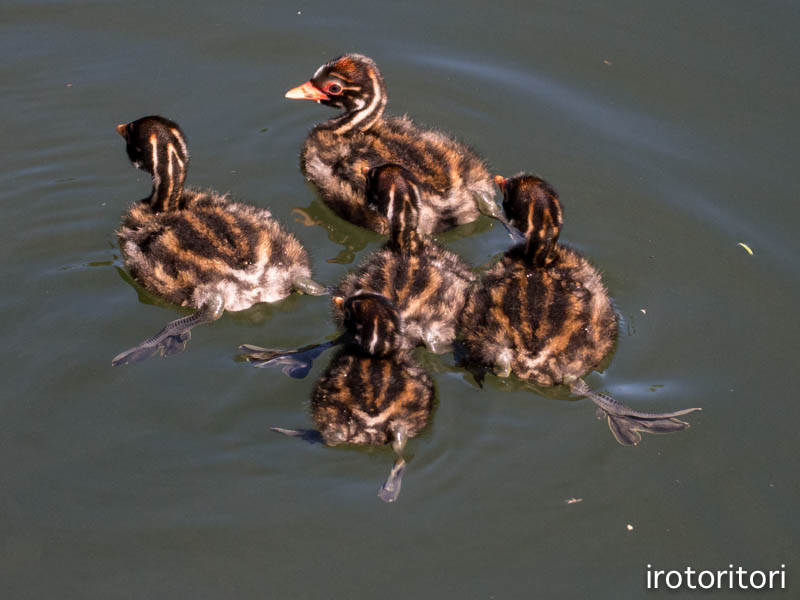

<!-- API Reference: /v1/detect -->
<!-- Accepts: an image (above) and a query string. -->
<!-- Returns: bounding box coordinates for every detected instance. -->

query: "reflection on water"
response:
[291,199,379,264]
[291,197,499,264]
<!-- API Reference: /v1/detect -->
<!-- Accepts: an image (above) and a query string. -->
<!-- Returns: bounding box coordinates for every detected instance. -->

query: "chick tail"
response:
[111,297,224,366]
[238,337,341,379]
[569,379,702,446]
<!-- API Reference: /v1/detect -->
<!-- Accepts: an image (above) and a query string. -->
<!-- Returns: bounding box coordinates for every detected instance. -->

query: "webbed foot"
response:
[238,338,339,378]
[112,296,224,366]
[600,412,697,446]
[270,427,324,444]
[112,329,192,365]
[379,425,409,502]
[571,379,701,446]
[378,458,407,503]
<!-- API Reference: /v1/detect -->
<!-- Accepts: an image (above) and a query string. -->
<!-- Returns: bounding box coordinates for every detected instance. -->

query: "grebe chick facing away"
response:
[285,53,511,235]
[239,164,475,374]
[459,174,700,445]
[272,293,434,502]
[334,164,476,354]
[112,115,325,366]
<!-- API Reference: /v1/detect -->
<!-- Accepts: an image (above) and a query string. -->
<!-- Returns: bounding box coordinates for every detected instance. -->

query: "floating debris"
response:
[640,309,647,315]
[565,497,583,505]
[738,242,753,255]
[626,523,634,531]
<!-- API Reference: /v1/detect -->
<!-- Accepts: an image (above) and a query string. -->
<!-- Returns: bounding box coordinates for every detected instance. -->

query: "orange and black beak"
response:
[332,296,345,308]
[285,80,329,101]
[494,175,507,193]
[116,123,128,139]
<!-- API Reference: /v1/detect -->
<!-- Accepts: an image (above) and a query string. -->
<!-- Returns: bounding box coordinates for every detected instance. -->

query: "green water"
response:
[2,1,798,598]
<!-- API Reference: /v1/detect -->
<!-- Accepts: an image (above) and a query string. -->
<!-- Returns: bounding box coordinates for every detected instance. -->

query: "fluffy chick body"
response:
[288,54,494,234]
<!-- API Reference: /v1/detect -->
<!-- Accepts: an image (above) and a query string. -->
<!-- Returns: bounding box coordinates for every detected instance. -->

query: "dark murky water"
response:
[2,1,798,598]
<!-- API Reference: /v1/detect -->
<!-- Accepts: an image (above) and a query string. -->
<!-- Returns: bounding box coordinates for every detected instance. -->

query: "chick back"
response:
[302,116,493,234]
[335,239,475,350]
[460,245,618,386]
[312,349,434,446]
[118,188,311,311]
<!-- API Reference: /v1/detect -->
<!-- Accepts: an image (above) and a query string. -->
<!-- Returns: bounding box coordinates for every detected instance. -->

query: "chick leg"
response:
[112,294,225,366]
[569,379,702,446]
[423,330,450,355]
[494,352,513,378]
[379,425,409,503]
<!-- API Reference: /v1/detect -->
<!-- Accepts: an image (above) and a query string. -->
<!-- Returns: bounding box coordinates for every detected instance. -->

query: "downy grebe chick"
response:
[285,53,510,235]
[239,166,474,373]
[272,293,434,502]
[459,174,701,445]
[112,115,325,366]
[334,164,475,353]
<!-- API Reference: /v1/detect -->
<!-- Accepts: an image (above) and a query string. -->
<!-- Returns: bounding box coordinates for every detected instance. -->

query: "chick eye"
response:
[326,82,343,95]
[344,308,352,321]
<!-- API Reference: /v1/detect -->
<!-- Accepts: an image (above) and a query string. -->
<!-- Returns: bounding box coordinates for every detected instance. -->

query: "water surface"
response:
[2,1,798,598]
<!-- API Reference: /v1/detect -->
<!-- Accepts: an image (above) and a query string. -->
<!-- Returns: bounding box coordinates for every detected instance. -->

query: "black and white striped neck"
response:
[523,231,558,267]
[120,116,190,213]
[522,194,562,268]
[145,128,189,213]
[500,175,563,268]
[387,192,422,253]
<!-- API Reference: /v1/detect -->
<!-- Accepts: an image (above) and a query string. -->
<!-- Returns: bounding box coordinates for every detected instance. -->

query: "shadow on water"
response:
[292,190,499,265]
[291,197,380,265]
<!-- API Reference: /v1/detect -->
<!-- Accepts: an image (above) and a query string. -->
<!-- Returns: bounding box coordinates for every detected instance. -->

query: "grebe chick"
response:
[240,165,475,371]
[112,115,325,366]
[272,293,434,502]
[335,164,476,354]
[459,174,700,445]
[285,53,511,235]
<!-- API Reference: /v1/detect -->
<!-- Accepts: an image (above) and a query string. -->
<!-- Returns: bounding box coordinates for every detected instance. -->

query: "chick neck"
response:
[146,132,187,212]
[520,205,561,268]
[387,198,422,254]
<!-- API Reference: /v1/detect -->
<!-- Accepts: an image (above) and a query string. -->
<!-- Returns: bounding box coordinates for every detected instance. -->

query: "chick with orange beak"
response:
[285,53,511,236]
